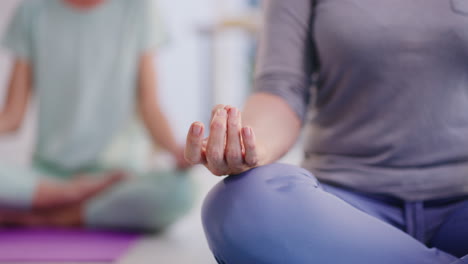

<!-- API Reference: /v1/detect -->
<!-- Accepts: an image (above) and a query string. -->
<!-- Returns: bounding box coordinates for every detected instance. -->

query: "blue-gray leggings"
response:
[202,163,468,264]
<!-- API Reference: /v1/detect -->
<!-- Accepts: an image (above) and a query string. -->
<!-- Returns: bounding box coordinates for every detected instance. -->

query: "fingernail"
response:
[243,127,251,137]
[217,109,227,116]
[192,123,202,136]
[230,108,238,117]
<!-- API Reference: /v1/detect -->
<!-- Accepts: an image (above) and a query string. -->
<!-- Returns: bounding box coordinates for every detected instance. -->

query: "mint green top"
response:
[2,0,166,174]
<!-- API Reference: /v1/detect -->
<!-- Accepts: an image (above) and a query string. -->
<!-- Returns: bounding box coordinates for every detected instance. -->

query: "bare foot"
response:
[32,171,126,210]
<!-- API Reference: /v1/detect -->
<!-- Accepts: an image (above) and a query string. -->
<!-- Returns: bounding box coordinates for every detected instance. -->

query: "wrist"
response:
[0,114,19,134]
[168,145,182,157]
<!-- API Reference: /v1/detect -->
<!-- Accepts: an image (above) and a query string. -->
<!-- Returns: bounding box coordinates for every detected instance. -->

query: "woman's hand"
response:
[185,105,264,176]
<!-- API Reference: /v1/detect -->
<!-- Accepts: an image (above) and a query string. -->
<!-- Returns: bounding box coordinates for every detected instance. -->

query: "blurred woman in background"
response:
[0,0,194,231]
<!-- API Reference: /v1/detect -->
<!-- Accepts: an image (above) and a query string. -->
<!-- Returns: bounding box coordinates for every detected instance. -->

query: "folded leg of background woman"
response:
[0,162,195,231]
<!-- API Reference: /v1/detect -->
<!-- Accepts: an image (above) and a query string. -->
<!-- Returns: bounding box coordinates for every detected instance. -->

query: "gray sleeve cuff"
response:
[254,72,312,123]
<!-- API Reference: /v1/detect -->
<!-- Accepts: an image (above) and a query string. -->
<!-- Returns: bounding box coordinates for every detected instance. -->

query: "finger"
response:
[212,105,231,149]
[202,138,208,150]
[223,105,233,112]
[242,126,259,167]
[226,107,243,169]
[185,122,205,164]
[206,108,228,175]
[211,104,226,120]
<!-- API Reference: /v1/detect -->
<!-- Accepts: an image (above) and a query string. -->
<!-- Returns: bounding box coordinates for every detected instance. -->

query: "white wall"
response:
[156,0,214,140]
[157,0,255,138]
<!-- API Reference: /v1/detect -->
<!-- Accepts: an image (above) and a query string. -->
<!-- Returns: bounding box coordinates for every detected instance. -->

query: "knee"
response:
[201,163,320,261]
[202,163,318,223]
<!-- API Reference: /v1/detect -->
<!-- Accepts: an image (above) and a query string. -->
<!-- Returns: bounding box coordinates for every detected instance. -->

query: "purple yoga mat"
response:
[0,228,139,262]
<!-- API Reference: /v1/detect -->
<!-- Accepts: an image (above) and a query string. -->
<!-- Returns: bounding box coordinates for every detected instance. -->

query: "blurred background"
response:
[0,0,261,263]
[0,1,300,263]
[0,0,261,163]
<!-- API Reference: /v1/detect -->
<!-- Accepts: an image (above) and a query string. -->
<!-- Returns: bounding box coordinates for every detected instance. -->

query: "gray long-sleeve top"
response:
[255,0,468,201]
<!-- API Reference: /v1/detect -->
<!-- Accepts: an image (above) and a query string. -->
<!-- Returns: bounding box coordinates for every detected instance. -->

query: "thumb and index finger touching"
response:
[185,105,259,171]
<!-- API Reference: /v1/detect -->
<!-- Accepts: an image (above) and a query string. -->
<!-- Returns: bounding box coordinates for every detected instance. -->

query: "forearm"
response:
[137,52,181,155]
[241,0,312,164]
[140,102,180,155]
[0,112,18,133]
[0,60,32,134]
[242,92,302,165]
